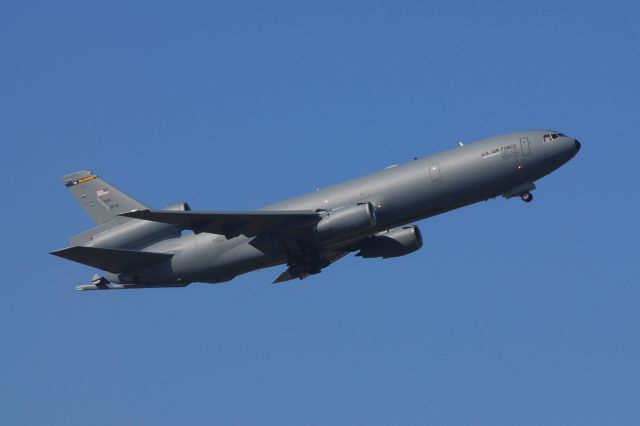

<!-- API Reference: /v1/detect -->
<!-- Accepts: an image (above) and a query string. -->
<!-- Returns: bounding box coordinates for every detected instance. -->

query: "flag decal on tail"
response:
[60,170,148,225]
[96,188,118,210]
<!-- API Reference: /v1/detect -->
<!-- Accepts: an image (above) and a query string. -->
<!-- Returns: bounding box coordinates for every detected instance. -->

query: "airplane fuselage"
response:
[105,130,580,285]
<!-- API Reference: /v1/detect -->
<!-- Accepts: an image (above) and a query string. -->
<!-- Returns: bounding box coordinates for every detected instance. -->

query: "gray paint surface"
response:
[51,130,580,290]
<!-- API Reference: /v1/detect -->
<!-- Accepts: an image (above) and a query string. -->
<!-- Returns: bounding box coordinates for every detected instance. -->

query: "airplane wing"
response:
[121,209,320,238]
[121,209,353,284]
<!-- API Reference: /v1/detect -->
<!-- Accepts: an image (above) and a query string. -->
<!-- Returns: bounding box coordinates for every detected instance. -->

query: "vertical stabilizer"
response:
[61,171,147,225]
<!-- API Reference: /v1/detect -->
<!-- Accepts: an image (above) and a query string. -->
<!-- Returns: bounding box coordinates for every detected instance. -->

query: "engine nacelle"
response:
[356,225,423,258]
[163,202,191,212]
[314,202,377,245]
[83,202,191,250]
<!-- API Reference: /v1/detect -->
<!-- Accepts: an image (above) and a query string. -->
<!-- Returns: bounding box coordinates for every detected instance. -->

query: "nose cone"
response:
[574,139,581,153]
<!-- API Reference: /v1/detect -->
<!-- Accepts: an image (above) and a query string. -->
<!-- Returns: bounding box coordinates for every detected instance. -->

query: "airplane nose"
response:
[574,139,581,152]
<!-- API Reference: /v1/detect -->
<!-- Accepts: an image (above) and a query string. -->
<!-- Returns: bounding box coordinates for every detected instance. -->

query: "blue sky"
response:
[1,1,639,424]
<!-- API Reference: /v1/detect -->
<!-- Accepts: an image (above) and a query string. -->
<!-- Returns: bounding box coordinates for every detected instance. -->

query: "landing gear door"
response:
[520,137,531,156]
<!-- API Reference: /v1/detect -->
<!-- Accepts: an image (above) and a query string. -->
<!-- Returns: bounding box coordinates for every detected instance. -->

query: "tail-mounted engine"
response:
[76,202,191,250]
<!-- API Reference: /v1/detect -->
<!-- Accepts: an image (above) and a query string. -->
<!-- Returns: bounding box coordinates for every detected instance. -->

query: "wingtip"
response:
[49,248,67,257]
[273,270,295,284]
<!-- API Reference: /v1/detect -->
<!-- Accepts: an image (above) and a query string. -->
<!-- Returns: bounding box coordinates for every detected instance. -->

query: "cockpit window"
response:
[543,133,561,143]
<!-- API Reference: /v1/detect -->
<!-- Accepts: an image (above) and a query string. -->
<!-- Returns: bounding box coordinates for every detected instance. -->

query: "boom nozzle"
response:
[75,275,123,291]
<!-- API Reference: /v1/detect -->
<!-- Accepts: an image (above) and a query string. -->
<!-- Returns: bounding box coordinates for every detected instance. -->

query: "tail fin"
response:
[61,171,147,225]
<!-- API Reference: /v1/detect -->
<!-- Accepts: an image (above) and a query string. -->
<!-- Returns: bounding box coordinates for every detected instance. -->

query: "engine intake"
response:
[356,225,423,258]
[164,202,191,212]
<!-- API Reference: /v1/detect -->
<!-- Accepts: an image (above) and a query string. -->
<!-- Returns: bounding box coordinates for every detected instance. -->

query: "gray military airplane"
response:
[51,130,580,290]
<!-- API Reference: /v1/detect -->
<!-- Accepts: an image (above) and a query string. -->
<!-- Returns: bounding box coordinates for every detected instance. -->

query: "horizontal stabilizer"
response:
[121,209,320,238]
[50,246,173,274]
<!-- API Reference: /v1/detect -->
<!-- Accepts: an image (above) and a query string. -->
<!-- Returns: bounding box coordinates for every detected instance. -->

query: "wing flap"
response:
[272,251,349,284]
[121,209,320,238]
[273,268,305,284]
[50,246,173,274]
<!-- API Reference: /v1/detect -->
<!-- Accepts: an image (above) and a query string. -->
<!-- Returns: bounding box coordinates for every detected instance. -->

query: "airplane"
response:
[51,130,580,290]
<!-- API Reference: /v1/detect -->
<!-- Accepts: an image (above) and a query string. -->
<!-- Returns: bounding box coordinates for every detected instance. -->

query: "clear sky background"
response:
[1,1,638,425]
